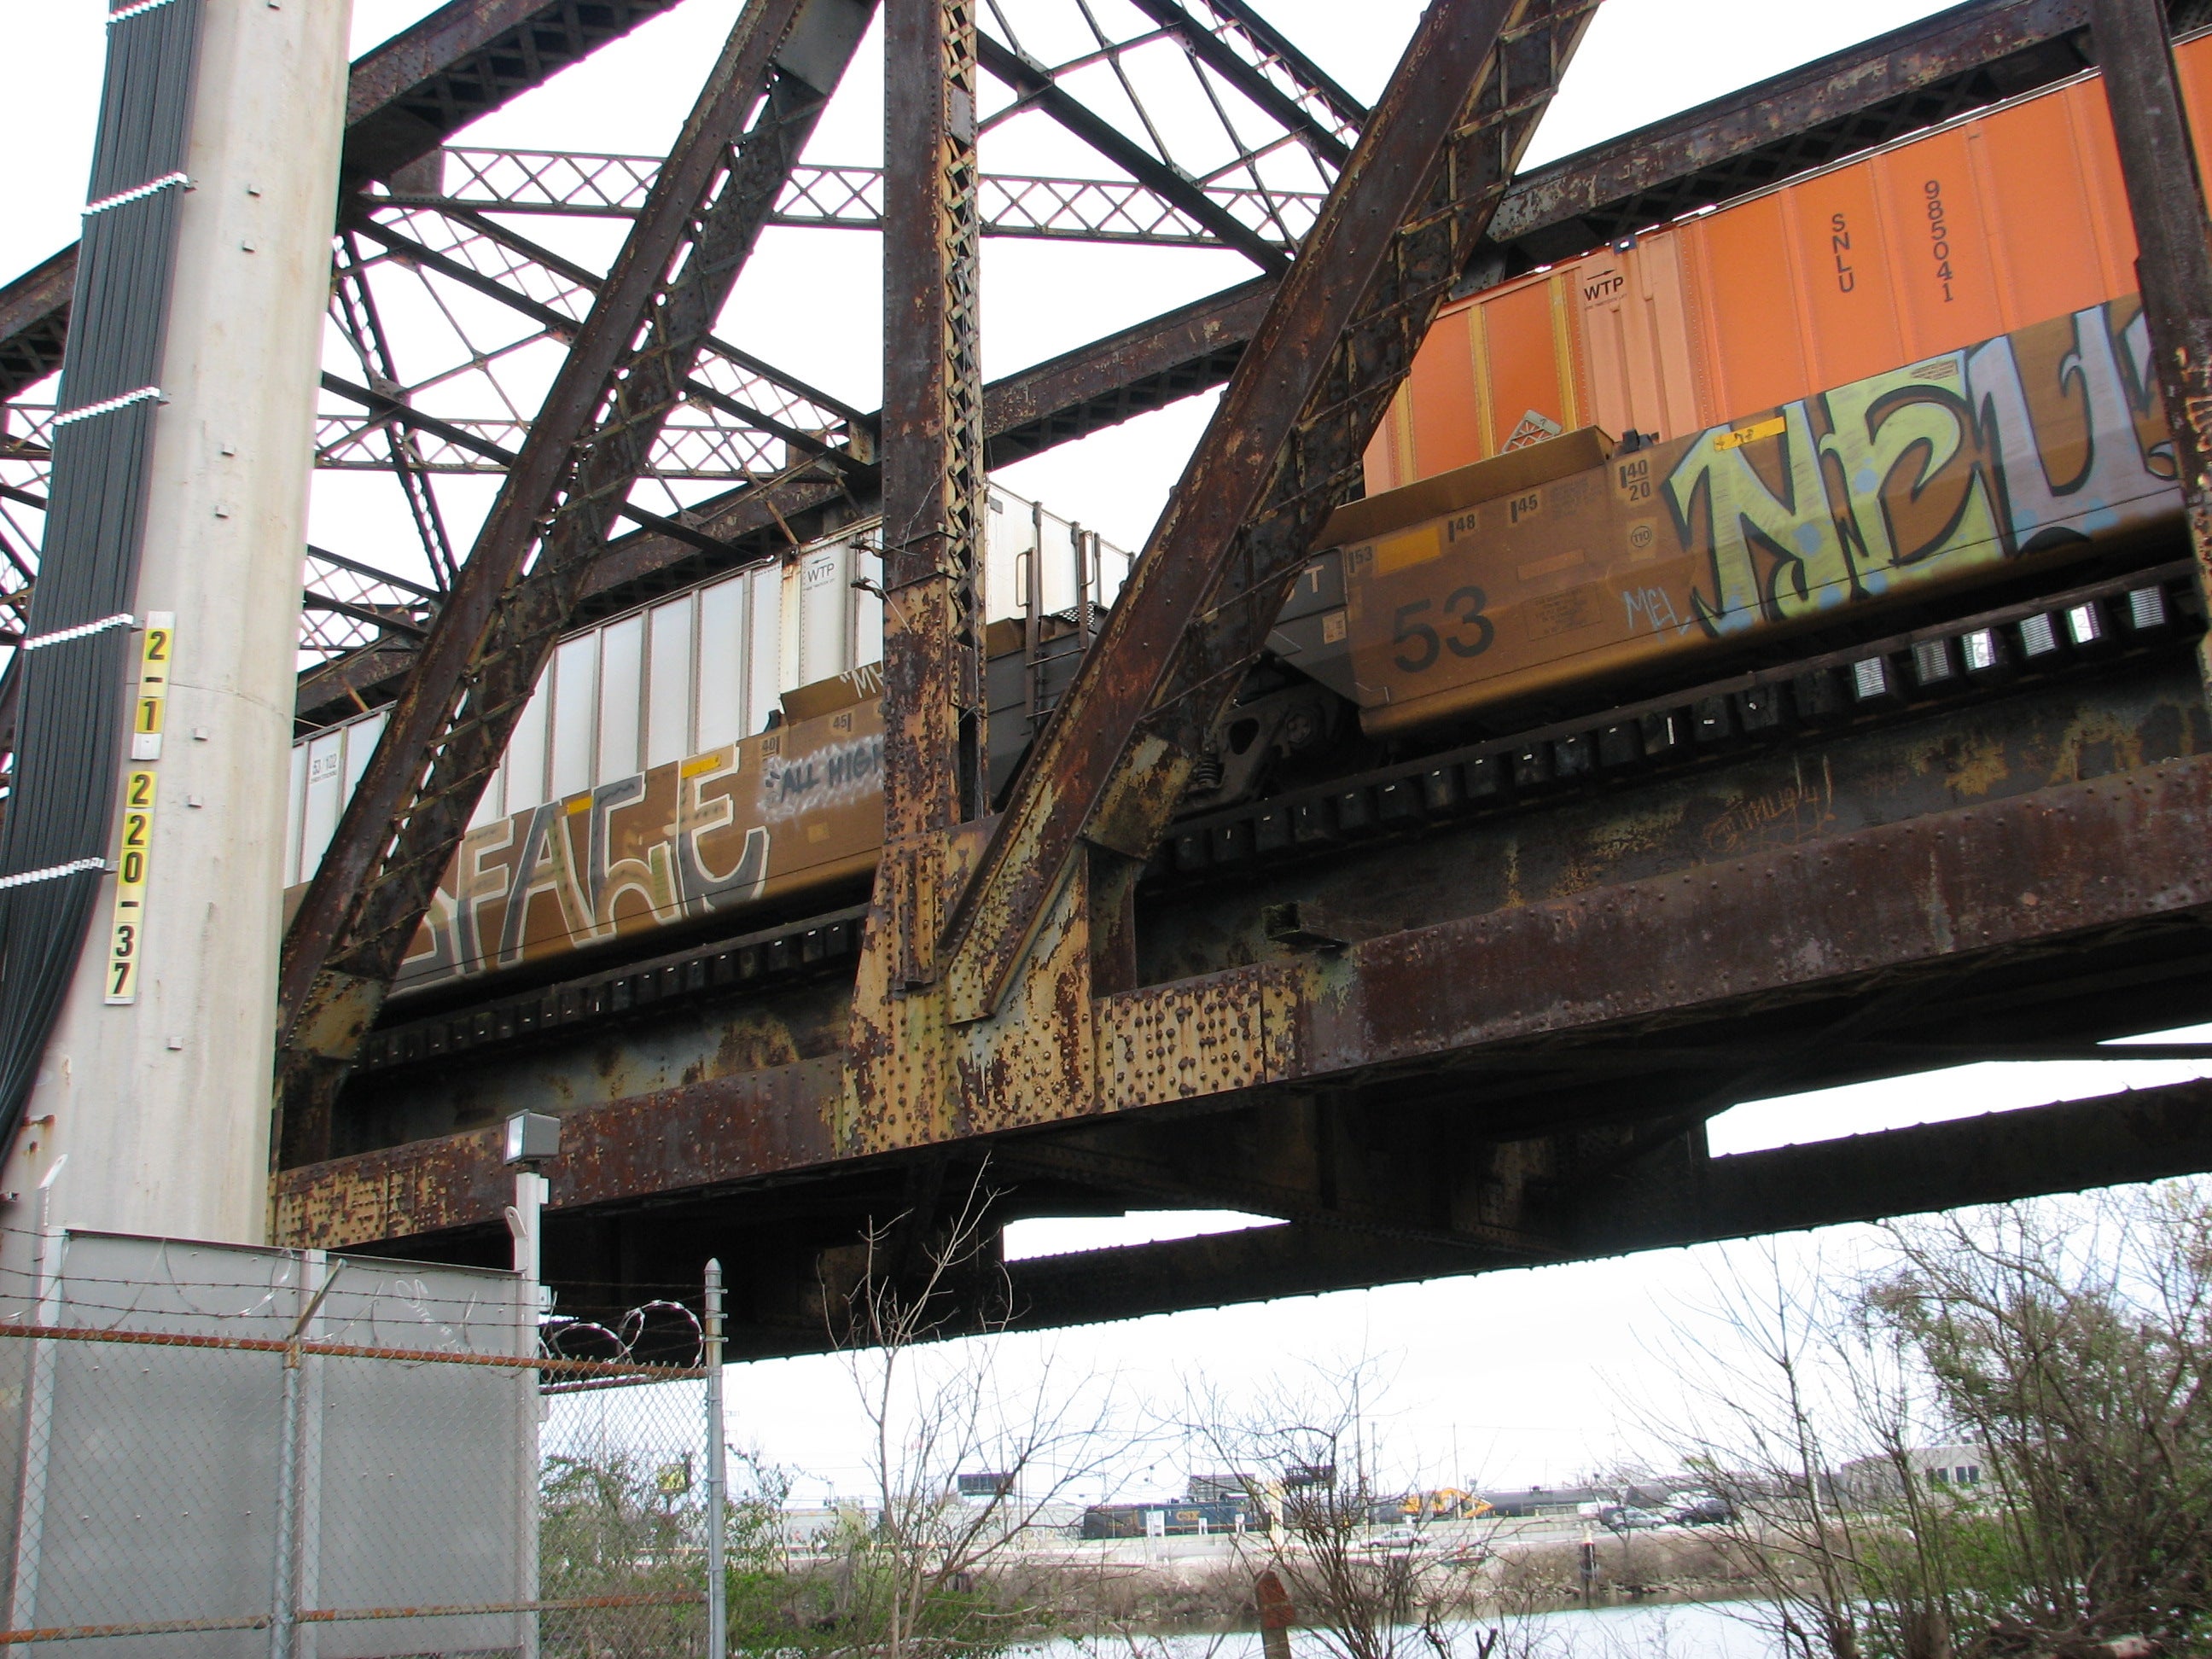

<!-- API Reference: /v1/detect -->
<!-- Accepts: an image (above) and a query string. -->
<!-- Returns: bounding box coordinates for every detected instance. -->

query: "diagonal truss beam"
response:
[939,0,1599,1018]
[287,0,2122,727]
[274,0,876,1163]
[0,0,689,401]
[974,32,1290,271]
[1123,0,1365,167]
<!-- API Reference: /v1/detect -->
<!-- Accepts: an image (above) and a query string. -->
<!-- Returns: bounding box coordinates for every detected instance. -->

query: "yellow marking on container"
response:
[1372,526,1442,576]
[1515,547,1591,584]
[104,769,156,1005]
[565,795,593,816]
[1713,416,1787,451]
[1548,274,1583,430]
[680,752,727,778]
[1465,306,1496,459]
[1388,384,1417,492]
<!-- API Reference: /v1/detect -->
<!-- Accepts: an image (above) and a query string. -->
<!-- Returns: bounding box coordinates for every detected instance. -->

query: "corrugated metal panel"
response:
[1372,28,2212,492]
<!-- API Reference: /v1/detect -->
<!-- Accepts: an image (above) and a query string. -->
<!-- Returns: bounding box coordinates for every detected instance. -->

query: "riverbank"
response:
[970,1528,1769,1639]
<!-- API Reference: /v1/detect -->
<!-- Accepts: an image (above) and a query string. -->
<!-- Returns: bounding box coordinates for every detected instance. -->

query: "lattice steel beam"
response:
[974,31,1291,271]
[1123,0,1365,167]
[384,148,1329,245]
[341,207,870,470]
[0,0,689,401]
[287,0,2122,725]
[940,0,1600,1019]
[275,0,876,1165]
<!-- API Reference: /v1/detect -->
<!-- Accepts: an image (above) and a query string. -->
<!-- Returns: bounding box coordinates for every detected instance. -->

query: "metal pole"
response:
[510,1168,545,1659]
[271,1343,302,1659]
[704,1259,728,1659]
[8,1162,67,1637]
[2090,0,2212,695]
[269,1262,336,1659]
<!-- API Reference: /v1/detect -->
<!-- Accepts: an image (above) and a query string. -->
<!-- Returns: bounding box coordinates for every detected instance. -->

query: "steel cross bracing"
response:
[937,0,1599,1020]
[0,0,2132,712]
[274,0,878,1166]
[381,146,1333,246]
[2,0,2116,727]
[0,0,2179,1168]
[0,0,1380,700]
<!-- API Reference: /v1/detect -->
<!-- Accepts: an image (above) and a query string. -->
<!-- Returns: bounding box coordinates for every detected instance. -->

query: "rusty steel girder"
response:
[993,1078,2212,1332]
[275,0,876,1167]
[876,0,992,989]
[2092,0,2212,690]
[286,0,2136,733]
[271,734,2212,1251]
[939,0,1599,1023]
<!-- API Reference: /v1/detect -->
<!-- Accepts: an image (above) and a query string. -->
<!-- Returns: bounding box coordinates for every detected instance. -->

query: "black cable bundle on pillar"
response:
[0,0,205,1132]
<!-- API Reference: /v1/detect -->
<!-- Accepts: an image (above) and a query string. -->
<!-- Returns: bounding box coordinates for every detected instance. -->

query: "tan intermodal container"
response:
[396,696,884,993]
[1342,297,2178,736]
[1362,30,2212,495]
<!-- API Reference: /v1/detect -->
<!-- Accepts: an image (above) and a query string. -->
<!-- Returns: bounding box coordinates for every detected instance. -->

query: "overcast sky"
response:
[4,0,2207,1498]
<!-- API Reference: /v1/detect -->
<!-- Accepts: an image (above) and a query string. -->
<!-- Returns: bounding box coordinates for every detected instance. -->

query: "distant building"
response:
[1837,1444,1988,1505]
[1187,1473,1255,1505]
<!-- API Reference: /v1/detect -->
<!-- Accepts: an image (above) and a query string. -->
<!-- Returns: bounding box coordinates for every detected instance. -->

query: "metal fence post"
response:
[271,1338,302,1659]
[271,1260,336,1659]
[8,1164,67,1636]
[511,1165,546,1659]
[704,1259,727,1659]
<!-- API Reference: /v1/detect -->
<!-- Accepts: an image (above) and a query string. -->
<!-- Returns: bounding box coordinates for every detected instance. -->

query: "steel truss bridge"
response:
[9,0,2212,1349]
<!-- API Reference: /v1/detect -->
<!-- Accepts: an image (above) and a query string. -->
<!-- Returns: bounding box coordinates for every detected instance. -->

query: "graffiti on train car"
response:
[398,701,886,991]
[1343,299,2179,735]
[1674,299,2168,636]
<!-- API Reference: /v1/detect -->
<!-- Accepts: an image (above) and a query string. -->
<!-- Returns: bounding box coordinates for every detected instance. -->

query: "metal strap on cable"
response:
[20,614,136,653]
[0,860,108,894]
[106,0,180,21]
[51,387,163,428]
[84,172,189,216]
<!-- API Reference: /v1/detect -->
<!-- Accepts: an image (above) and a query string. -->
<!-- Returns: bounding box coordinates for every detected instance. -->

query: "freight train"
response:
[287,32,2209,1000]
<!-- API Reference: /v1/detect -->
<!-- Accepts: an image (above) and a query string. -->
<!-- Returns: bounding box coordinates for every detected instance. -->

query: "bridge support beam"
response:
[13,0,352,1244]
[2094,0,2212,695]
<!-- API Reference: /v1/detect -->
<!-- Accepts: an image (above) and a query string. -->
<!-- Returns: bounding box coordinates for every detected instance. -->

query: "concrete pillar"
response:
[6,0,353,1243]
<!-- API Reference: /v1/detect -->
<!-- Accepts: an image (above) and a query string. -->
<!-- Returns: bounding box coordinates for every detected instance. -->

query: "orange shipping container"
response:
[1362,29,2212,493]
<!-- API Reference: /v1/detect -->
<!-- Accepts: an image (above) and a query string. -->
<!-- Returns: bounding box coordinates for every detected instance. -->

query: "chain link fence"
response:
[0,1227,730,1657]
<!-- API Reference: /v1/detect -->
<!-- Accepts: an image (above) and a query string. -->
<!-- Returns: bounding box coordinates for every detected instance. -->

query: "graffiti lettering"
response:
[400,706,883,992]
[760,734,883,821]
[1668,300,2172,639]
[1622,585,1684,635]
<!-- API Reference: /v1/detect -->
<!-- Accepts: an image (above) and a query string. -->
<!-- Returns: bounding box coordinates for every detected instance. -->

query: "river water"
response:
[1023,1602,1784,1659]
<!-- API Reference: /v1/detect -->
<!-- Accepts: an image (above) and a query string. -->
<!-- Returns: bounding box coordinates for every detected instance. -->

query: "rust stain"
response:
[280,754,2212,1253]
